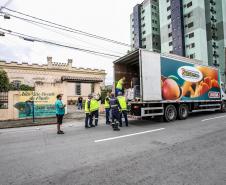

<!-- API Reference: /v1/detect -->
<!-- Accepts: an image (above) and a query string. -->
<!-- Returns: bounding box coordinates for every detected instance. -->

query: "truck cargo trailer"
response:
[114,49,226,121]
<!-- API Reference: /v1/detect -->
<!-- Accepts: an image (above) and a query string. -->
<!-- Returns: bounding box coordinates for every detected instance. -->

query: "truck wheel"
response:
[178,104,189,120]
[164,105,177,122]
[220,102,226,113]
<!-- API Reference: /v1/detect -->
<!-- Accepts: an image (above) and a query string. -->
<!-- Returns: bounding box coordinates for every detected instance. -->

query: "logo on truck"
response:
[177,66,203,83]
[208,91,220,98]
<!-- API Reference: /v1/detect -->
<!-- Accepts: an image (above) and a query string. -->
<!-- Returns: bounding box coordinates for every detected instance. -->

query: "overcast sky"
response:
[0,0,144,84]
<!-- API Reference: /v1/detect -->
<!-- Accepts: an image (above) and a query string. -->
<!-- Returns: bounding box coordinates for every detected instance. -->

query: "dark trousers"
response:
[56,114,64,124]
[85,113,92,127]
[105,108,110,124]
[111,109,121,123]
[91,110,99,126]
[78,102,82,110]
[111,109,120,130]
[120,110,128,126]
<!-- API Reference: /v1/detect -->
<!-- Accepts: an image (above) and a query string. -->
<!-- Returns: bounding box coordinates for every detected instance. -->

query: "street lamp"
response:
[3,13,10,19]
[0,31,5,36]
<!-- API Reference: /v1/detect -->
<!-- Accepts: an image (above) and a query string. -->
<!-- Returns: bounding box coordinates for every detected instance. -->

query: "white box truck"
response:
[114,49,226,121]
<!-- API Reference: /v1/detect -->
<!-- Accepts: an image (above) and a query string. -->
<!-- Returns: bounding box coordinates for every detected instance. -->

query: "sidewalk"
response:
[0,106,106,129]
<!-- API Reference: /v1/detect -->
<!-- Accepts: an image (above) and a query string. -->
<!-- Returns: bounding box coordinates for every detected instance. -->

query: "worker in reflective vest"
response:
[90,93,101,126]
[104,92,111,125]
[84,94,95,128]
[116,76,125,96]
[117,91,128,127]
[109,92,120,131]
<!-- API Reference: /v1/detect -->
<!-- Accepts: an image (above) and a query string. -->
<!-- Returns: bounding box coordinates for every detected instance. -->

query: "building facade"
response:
[0,57,106,120]
[159,0,226,81]
[0,57,106,99]
[130,0,161,52]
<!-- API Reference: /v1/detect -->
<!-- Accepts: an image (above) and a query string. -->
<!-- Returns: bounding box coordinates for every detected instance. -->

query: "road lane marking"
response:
[201,115,226,122]
[94,128,165,143]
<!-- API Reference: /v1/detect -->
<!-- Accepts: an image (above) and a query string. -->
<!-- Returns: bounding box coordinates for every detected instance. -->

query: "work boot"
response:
[85,126,91,128]
[57,130,64,134]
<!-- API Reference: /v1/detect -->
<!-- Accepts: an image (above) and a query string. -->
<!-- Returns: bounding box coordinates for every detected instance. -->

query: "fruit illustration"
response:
[211,79,220,88]
[162,78,181,100]
[196,66,218,80]
[204,77,212,88]
[199,82,209,95]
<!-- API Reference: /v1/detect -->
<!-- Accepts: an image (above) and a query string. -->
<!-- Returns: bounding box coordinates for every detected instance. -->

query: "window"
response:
[167,15,171,20]
[167,6,171,11]
[11,80,21,90]
[169,41,173,46]
[168,32,172,37]
[143,45,146,49]
[75,83,81,95]
[187,22,194,28]
[191,43,195,48]
[168,24,171,29]
[142,9,145,13]
[0,92,8,109]
[91,84,95,93]
[190,53,195,59]
[189,32,194,38]
[187,12,192,18]
[187,1,192,8]
[142,37,146,41]
[142,31,146,34]
[166,0,169,2]
[142,23,145,27]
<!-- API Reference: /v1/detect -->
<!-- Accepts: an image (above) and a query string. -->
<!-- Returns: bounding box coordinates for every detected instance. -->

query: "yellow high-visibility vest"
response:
[104,96,110,108]
[116,79,123,90]
[85,99,90,113]
[117,96,127,111]
[90,99,99,112]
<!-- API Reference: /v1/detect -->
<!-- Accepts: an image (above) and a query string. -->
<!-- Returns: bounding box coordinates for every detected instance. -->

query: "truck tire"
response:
[220,101,226,113]
[178,104,189,120]
[164,105,177,122]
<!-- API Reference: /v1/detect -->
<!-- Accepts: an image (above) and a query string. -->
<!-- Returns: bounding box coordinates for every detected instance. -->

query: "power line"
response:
[1,12,126,55]
[1,7,131,47]
[0,0,13,11]
[0,27,122,59]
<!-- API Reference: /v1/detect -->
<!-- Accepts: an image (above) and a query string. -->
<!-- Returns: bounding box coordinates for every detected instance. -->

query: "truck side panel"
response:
[140,50,161,101]
[161,56,221,101]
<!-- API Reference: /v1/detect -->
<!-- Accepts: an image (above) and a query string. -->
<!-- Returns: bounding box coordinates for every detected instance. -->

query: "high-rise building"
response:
[130,0,161,52]
[159,0,226,81]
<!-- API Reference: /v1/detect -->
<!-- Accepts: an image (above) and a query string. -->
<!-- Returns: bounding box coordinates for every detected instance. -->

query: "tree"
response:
[0,70,9,92]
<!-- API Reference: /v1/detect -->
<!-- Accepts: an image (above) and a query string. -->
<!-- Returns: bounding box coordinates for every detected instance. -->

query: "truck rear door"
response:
[140,50,162,101]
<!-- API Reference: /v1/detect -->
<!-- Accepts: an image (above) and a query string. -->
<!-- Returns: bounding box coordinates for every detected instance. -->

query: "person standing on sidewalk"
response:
[77,96,83,110]
[104,92,111,125]
[55,94,66,134]
[117,92,128,127]
[84,94,95,128]
[90,93,101,126]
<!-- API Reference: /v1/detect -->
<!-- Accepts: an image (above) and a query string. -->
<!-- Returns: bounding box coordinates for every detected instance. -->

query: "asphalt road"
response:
[0,112,226,185]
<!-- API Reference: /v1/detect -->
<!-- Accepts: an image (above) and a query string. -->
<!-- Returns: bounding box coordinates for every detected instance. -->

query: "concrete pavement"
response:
[0,112,226,185]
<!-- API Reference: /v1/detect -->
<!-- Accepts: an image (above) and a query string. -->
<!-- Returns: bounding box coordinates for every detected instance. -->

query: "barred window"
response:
[75,83,81,95]
[0,92,8,109]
